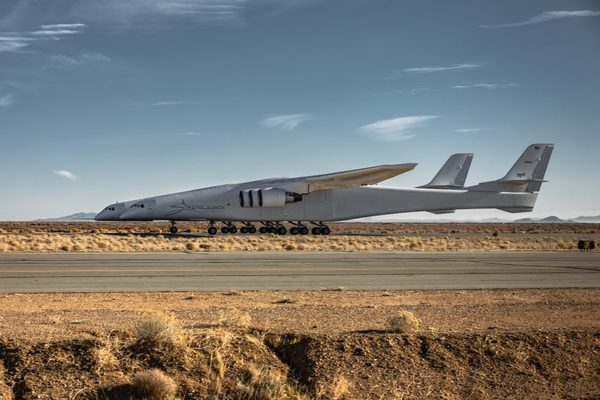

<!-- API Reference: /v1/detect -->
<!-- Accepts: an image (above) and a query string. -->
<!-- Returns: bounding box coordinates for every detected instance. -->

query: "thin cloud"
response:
[152,100,186,106]
[454,128,490,133]
[368,88,431,96]
[0,23,86,52]
[481,10,600,28]
[359,115,439,142]
[53,169,78,181]
[0,36,33,52]
[402,63,481,74]
[260,114,312,130]
[0,93,14,107]
[48,52,111,68]
[452,83,517,90]
[177,131,201,136]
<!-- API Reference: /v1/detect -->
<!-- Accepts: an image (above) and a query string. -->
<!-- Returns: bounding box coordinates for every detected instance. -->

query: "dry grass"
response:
[131,369,177,400]
[91,336,121,373]
[133,312,188,348]
[387,311,420,333]
[0,365,12,400]
[315,374,351,400]
[0,231,579,253]
[218,309,252,329]
[235,364,308,400]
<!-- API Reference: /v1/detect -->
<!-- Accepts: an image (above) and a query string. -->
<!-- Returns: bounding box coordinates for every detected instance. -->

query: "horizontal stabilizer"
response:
[420,153,473,189]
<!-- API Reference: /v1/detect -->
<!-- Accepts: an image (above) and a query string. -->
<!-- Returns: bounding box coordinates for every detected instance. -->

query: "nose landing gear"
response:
[169,221,178,234]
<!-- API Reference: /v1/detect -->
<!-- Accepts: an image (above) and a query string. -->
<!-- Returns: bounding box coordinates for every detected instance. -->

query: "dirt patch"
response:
[0,289,599,398]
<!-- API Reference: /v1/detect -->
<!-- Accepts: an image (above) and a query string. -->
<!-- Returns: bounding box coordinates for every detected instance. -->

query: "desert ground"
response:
[0,222,598,253]
[0,222,599,399]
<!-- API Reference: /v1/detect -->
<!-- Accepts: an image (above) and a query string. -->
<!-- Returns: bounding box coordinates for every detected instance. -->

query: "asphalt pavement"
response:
[0,252,598,293]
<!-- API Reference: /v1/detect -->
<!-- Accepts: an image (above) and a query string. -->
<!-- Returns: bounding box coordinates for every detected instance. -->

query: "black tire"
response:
[240,227,248,234]
[259,226,267,234]
[268,227,277,234]
[169,226,178,234]
[321,227,331,235]
[208,227,217,235]
[311,227,321,235]
[229,226,237,234]
[277,226,287,235]
[221,226,229,234]
[290,227,299,235]
[300,226,309,235]
[249,226,257,234]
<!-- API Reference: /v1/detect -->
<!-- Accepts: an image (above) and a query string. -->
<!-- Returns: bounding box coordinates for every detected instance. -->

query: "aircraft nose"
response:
[94,211,107,221]
[120,208,142,220]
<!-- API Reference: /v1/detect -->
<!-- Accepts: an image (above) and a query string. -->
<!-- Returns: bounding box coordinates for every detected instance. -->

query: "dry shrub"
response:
[134,312,188,348]
[92,337,122,373]
[219,309,252,329]
[235,365,307,400]
[387,310,420,333]
[315,374,351,400]
[132,369,177,400]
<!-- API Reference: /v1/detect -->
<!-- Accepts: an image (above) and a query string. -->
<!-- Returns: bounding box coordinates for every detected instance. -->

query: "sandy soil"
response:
[0,289,599,399]
[1,222,597,252]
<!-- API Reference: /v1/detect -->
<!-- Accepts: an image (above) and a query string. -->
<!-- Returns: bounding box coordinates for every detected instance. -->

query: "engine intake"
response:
[239,188,302,208]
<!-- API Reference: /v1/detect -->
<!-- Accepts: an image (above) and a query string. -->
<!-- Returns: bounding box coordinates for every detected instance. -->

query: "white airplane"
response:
[95,144,553,235]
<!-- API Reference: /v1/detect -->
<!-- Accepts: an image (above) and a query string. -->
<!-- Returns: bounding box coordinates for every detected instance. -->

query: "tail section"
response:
[467,144,554,193]
[420,153,473,189]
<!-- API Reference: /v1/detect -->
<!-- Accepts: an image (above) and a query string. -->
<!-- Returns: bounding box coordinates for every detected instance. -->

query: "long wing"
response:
[304,163,417,191]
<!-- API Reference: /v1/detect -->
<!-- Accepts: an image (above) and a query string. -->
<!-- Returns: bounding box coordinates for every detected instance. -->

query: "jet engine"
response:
[239,188,302,208]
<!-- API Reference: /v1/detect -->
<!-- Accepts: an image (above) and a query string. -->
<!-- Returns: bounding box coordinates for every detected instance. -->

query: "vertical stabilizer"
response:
[467,144,554,193]
[420,153,473,189]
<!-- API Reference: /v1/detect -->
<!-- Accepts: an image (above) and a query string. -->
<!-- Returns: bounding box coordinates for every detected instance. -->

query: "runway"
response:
[0,252,598,293]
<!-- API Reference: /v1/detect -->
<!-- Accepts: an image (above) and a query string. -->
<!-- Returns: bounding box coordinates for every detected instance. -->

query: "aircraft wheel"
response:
[321,227,331,235]
[268,227,277,234]
[277,226,287,235]
[300,226,309,235]
[311,227,321,235]
[208,227,217,235]
[240,227,248,234]
[259,226,268,234]
[229,226,237,234]
[248,226,257,234]
[221,227,229,234]
[290,227,299,235]
[169,226,178,234]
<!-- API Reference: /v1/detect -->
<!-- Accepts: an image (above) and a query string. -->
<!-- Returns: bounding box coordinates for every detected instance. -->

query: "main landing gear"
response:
[204,221,331,236]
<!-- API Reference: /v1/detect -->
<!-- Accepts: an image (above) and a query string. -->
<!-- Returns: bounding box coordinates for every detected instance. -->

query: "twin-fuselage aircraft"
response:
[95,144,554,235]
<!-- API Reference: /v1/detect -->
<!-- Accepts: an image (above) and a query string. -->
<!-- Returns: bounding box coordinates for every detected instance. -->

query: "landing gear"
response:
[310,222,331,235]
[220,222,237,234]
[290,227,299,235]
[207,220,217,235]
[169,221,178,234]
[240,222,257,234]
[289,221,308,236]
[277,226,287,235]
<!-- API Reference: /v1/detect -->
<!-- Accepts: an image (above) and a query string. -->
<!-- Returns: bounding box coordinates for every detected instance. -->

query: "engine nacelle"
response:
[239,188,302,208]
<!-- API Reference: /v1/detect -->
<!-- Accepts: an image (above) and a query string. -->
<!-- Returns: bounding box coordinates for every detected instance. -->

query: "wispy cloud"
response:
[0,23,86,53]
[0,93,14,107]
[0,35,33,52]
[359,115,439,142]
[152,100,186,106]
[177,131,201,136]
[260,114,312,130]
[481,10,600,28]
[402,63,481,74]
[53,169,78,181]
[454,128,490,133]
[368,88,430,96]
[452,83,517,90]
[48,52,111,68]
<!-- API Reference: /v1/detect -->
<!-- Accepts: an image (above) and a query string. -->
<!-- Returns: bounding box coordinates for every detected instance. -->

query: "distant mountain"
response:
[514,215,569,224]
[572,215,600,223]
[37,212,97,222]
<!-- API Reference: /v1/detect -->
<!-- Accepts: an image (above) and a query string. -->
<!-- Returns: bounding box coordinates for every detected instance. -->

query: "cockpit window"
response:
[132,203,145,208]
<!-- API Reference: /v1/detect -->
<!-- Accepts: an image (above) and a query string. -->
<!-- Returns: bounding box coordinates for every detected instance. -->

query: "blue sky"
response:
[1,0,599,220]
